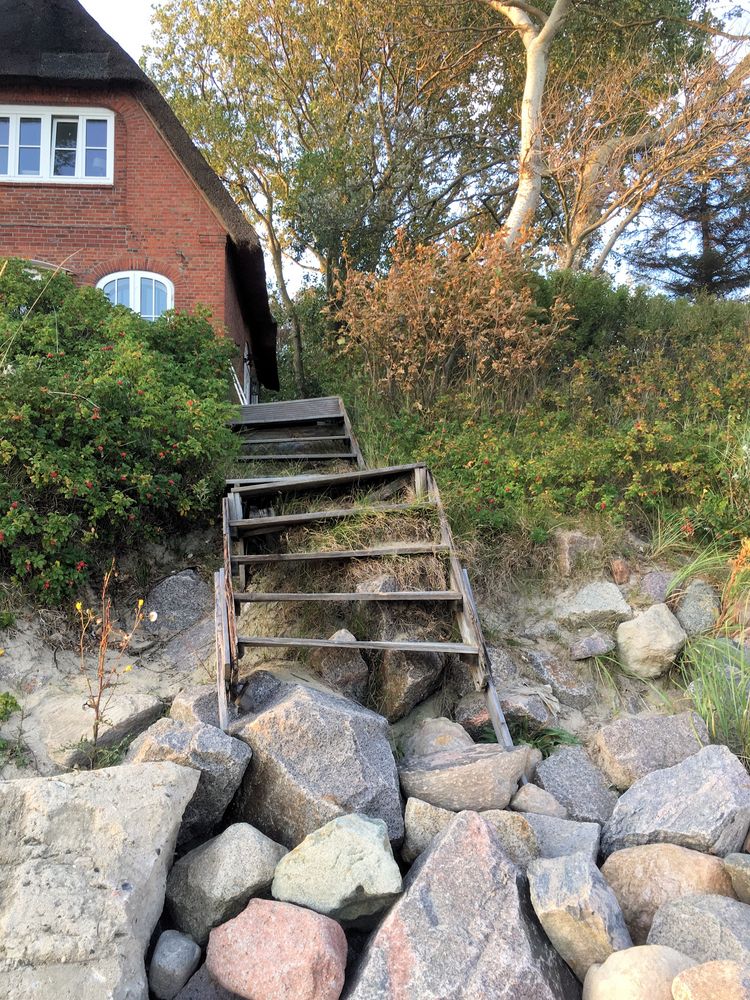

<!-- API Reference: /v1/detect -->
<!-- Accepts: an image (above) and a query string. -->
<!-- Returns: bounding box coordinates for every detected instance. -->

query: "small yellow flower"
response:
[138,598,144,609]
[75,601,82,613]
[123,664,133,673]
[0,648,4,657]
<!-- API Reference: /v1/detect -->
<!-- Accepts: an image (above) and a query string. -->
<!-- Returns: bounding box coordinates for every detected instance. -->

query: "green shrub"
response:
[0,260,239,602]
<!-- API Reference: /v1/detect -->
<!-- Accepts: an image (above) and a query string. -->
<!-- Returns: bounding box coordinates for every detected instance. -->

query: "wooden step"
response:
[236,453,358,462]
[230,500,435,535]
[231,397,345,429]
[230,542,451,565]
[241,435,351,445]
[234,590,462,604]
[231,463,426,499]
[237,635,479,655]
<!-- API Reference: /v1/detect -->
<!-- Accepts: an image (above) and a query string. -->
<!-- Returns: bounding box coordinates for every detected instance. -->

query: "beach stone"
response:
[454,692,491,738]
[144,569,212,636]
[231,684,403,847]
[398,743,538,812]
[555,529,603,576]
[166,823,288,946]
[127,718,251,845]
[308,629,369,702]
[206,899,347,1000]
[582,945,696,1000]
[373,640,445,722]
[535,746,618,824]
[175,965,240,999]
[592,712,709,790]
[149,930,202,1000]
[500,684,557,728]
[570,632,616,660]
[556,582,632,628]
[675,580,722,637]
[0,762,198,1000]
[725,853,750,903]
[401,797,455,863]
[616,604,687,679]
[640,571,673,604]
[528,852,632,980]
[518,648,595,709]
[602,744,750,857]
[510,782,569,819]
[525,813,601,863]
[601,844,737,944]
[346,811,581,999]
[402,717,473,759]
[671,960,750,1000]
[648,894,750,966]
[271,814,402,923]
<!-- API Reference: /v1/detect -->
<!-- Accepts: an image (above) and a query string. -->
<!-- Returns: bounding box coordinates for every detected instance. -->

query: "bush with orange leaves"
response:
[334,232,571,412]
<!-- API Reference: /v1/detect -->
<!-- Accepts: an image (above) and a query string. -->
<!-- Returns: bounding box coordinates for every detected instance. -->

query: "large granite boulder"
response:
[372,641,445,722]
[647,894,750,966]
[582,945,696,1000]
[510,783,569,819]
[0,763,198,1000]
[672,960,750,1000]
[166,823,288,946]
[724,853,750,903]
[401,797,455,863]
[345,811,581,999]
[528,852,632,981]
[592,712,709,790]
[524,812,601,864]
[232,684,403,846]
[401,717,474,759]
[517,649,594,710]
[556,582,632,628]
[601,843,737,944]
[127,718,251,845]
[308,629,369,702]
[144,569,212,636]
[535,746,618,824]
[616,604,687,679]
[602,745,750,857]
[271,814,402,923]
[675,580,722,637]
[398,743,538,812]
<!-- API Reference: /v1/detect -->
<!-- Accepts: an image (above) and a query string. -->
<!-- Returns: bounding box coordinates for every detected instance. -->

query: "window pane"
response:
[18,146,40,175]
[55,121,78,148]
[19,118,41,146]
[0,117,8,145]
[116,277,130,307]
[102,280,117,304]
[85,148,107,177]
[18,117,42,175]
[154,281,168,317]
[86,120,107,148]
[140,278,154,319]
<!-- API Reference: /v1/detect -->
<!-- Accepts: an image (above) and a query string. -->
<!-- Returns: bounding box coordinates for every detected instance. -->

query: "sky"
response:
[79,0,158,60]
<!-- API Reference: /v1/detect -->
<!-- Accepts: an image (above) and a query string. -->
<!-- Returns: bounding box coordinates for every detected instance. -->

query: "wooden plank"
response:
[231,463,426,499]
[213,569,230,732]
[230,396,344,427]
[339,396,366,469]
[231,542,452,564]
[241,435,351,445]
[230,500,434,536]
[234,590,462,604]
[236,452,358,462]
[237,635,480,655]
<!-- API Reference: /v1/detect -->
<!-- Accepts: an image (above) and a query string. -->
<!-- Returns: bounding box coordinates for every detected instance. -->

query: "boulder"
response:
[535,746,618,825]
[346,811,581,999]
[675,580,722,637]
[648,894,750,966]
[481,809,541,868]
[639,571,674,604]
[170,684,226,729]
[500,683,558,728]
[398,743,538,812]
[231,684,403,847]
[206,899,347,1000]
[127,718,251,845]
[592,712,709,790]
[166,823,288,946]
[528,852,632,981]
[524,813,601,864]
[601,844,737,944]
[144,569,212,636]
[616,604,687,679]
[401,797,455,863]
[0,762,198,1000]
[570,633,616,661]
[602,745,750,857]
[582,945,696,1000]
[402,717,474,759]
[175,965,240,999]
[372,640,445,722]
[271,814,402,923]
[236,663,337,715]
[518,649,595,709]
[308,629,369,702]
[671,961,750,1000]
[555,529,603,577]
[556,582,632,628]
[149,931,202,1000]
[510,782,569,819]
[454,692,491,739]
[724,853,750,903]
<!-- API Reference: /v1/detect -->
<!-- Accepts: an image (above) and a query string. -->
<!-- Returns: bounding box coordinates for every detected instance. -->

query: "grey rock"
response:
[648,894,750,966]
[523,620,566,642]
[402,717,474,759]
[356,574,399,594]
[510,783,569,819]
[592,712,709,790]
[144,569,212,636]
[127,718,251,845]
[157,619,215,678]
[170,684,226,729]
[401,797,455,863]
[583,946,696,1000]
[675,580,722,637]
[481,809,541,868]
[535,747,618,824]
[399,743,538,812]
[639,570,674,604]
[524,813,601,864]
[616,603,687,679]
[308,629,369,702]
[232,684,404,847]
[555,529,603,577]
[175,965,240,1000]
[724,853,750,903]
[602,744,750,857]
[454,692,491,739]
[0,762,198,1000]
[235,663,337,716]
[556,582,632,628]
[500,684,557,728]
[271,814,402,923]
[372,639,445,722]
[518,649,595,709]
[569,633,615,661]
[149,930,202,1000]
[166,823,287,946]
[528,852,632,981]
[346,811,581,1000]
[488,644,520,684]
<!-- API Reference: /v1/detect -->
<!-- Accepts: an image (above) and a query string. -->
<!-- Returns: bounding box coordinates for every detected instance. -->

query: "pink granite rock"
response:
[206,899,346,1000]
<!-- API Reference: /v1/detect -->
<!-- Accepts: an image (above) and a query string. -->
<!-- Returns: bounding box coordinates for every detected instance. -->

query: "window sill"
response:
[0,177,114,186]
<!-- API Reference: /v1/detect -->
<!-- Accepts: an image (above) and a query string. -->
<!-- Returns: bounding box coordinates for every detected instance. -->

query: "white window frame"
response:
[0,105,115,184]
[97,271,175,321]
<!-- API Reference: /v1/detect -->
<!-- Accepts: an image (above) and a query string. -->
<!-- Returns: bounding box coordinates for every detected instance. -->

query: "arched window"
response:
[97,271,174,321]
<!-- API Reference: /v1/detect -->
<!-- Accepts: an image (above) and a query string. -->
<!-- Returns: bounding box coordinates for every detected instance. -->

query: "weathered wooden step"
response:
[230,542,451,565]
[230,500,435,535]
[240,435,351,445]
[231,396,345,428]
[237,635,479,655]
[230,463,425,499]
[234,590,462,604]
[236,453,358,462]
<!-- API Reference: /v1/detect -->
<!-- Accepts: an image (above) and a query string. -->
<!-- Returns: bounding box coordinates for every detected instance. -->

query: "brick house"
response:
[0,0,278,391]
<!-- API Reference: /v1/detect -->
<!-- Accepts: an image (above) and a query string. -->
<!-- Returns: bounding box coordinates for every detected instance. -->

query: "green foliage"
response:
[481,720,580,757]
[0,611,15,629]
[682,636,750,765]
[0,692,20,723]
[0,260,239,603]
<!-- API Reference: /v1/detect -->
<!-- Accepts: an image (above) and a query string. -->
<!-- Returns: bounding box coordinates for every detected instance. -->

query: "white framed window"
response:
[97,271,174,321]
[0,105,114,184]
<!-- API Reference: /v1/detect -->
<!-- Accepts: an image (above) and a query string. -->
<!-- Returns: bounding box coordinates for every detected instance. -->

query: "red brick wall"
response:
[0,84,243,348]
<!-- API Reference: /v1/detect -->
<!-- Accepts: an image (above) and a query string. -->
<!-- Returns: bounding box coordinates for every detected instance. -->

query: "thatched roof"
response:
[0,0,278,390]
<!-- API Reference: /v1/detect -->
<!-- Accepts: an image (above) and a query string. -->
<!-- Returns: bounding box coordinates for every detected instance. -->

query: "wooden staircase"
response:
[215,399,514,751]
